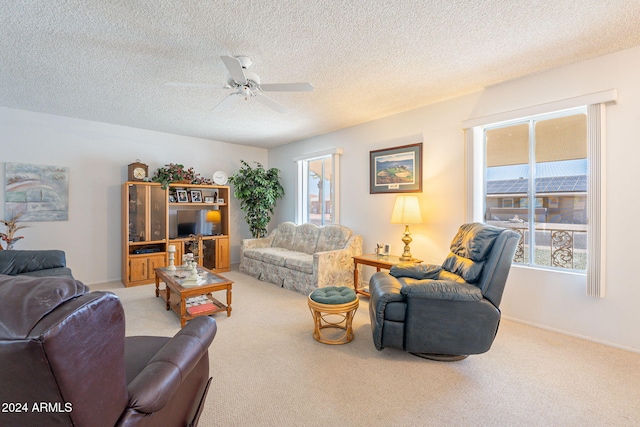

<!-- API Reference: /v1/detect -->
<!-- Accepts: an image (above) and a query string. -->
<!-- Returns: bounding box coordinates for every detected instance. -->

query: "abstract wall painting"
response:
[5,162,69,221]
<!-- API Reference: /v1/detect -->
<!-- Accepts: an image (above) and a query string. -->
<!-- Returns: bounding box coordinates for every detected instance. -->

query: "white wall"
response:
[269,45,640,351]
[0,108,267,283]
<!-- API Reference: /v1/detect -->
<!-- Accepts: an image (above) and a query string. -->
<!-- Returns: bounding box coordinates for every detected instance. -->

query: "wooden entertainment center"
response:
[122,181,231,287]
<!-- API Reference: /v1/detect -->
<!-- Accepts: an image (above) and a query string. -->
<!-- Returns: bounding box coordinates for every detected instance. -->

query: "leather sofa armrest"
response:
[0,250,67,275]
[401,279,482,301]
[127,317,217,414]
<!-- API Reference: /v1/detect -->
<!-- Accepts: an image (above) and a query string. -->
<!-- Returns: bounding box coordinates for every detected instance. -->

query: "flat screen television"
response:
[170,210,215,238]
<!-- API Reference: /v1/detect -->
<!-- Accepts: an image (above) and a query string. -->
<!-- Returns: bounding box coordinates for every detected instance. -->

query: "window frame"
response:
[462,90,617,297]
[294,148,343,226]
[481,106,587,271]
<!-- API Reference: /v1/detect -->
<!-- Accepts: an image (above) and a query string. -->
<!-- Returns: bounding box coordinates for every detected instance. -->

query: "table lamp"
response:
[206,210,222,235]
[390,195,423,261]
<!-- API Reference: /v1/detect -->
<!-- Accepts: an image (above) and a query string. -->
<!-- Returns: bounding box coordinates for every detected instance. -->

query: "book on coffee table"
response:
[187,303,217,315]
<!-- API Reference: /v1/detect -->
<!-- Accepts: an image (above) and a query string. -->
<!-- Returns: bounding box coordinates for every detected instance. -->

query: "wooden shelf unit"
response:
[122,182,231,287]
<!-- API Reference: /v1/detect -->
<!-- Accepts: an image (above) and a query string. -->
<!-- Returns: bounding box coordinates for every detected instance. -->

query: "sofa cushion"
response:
[291,223,321,254]
[243,247,289,266]
[435,269,466,284]
[309,286,356,304]
[271,222,298,251]
[442,252,484,284]
[20,267,74,279]
[284,253,314,274]
[315,225,352,252]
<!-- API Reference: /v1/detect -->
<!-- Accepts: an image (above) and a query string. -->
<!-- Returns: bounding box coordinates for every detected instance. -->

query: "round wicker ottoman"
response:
[308,286,359,345]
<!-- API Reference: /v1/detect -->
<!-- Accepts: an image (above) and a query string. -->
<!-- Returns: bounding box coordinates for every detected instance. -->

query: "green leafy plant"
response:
[229,160,284,238]
[151,163,212,189]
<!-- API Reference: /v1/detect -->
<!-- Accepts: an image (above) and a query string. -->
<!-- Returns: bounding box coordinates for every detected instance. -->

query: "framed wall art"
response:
[5,162,69,221]
[370,143,422,194]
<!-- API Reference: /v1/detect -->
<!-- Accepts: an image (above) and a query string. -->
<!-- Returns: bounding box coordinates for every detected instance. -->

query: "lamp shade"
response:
[206,210,221,223]
[390,195,423,224]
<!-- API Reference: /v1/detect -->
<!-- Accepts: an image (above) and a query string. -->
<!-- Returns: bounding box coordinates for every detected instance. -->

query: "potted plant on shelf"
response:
[152,164,212,189]
[1,211,27,250]
[229,160,284,238]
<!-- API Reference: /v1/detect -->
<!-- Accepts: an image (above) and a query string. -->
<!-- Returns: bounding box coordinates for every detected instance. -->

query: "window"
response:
[463,90,617,297]
[294,149,342,225]
[483,108,587,271]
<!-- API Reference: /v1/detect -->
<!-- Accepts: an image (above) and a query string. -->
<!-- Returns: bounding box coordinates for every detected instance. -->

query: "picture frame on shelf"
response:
[217,198,225,204]
[190,190,203,203]
[204,196,215,204]
[369,143,422,194]
[176,189,188,203]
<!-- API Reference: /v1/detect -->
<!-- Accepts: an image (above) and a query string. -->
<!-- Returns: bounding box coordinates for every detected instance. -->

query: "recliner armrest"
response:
[368,271,406,350]
[389,263,442,280]
[401,279,482,301]
[369,271,405,319]
[127,316,217,414]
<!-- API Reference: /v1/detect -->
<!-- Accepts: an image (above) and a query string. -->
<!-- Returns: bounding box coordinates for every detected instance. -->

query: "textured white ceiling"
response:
[2,1,640,148]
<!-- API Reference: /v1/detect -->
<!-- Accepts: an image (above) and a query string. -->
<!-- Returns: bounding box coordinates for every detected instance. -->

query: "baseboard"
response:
[502,315,640,354]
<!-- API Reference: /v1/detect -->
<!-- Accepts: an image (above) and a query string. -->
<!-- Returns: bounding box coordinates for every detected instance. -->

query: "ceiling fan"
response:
[165,55,314,113]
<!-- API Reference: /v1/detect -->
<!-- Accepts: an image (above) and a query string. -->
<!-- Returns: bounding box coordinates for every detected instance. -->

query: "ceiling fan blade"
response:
[260,82,314,92]
[220,56,247,84]
[255,93,288,113]
[212,93,239,111]
[164,82,218,88]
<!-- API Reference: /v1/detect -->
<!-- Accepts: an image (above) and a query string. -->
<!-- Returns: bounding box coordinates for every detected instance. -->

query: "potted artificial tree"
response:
[229,160,284,238]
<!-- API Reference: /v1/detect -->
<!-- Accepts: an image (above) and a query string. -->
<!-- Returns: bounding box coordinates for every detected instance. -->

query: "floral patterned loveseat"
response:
[239,222,363,295]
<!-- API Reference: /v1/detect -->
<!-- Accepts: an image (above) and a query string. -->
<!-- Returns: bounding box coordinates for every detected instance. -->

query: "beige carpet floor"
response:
[92,270,640,427]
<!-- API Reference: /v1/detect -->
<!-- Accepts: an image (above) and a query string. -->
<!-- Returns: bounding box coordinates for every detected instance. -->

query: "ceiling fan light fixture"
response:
[235,55,252,69]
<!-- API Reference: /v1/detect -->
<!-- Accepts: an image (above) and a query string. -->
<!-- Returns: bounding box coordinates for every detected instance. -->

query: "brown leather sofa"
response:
[0,274,216,427]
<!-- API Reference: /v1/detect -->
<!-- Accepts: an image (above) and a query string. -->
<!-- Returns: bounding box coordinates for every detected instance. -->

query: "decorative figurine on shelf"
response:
[167,245,176,270]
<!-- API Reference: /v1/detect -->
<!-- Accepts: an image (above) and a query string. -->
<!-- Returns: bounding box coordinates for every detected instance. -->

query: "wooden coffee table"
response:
[155,265,233,327]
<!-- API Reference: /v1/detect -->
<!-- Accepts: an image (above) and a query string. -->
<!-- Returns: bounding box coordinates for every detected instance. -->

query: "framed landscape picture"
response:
[370,143,422,194]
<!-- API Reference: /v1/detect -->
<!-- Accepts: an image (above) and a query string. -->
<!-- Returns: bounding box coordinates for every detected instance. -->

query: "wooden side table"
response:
[352,254,422,297]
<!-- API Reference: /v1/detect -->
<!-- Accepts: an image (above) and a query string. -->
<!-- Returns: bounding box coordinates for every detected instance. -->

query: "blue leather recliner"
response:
[368,223,520,361]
